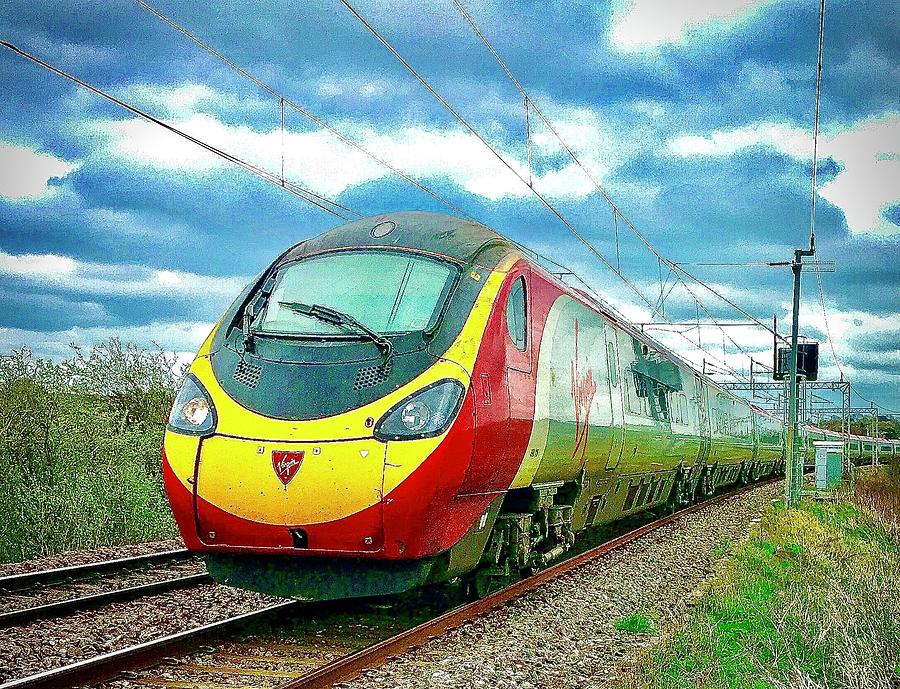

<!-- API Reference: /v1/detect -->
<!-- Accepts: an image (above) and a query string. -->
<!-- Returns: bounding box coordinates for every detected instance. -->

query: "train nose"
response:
[193,435,387,553]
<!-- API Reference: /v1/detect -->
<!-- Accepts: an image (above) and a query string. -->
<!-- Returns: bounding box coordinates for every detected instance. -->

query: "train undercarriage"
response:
[463,457,783,597]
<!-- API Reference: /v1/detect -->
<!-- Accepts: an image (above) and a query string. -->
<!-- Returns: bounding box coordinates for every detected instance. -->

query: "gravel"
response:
[0,538,185,578]
[0,485,776,687]
[341,483,778,689]
[0,558,207,613]
[0,582,284,683]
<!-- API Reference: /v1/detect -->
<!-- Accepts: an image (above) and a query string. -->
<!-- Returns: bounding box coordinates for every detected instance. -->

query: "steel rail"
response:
[0,572,212,628]
[0,601,299,689]
[0,549,192,593]
[276,479,778,689]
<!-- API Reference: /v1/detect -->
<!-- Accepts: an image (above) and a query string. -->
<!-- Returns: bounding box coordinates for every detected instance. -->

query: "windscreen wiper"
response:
[279,301,393,360]
[241,276,276,353]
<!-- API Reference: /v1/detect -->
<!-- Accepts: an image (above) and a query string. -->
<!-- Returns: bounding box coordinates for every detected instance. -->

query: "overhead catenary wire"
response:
[336,0,680,325]
[448,0,789,400]
[336,0,784,394]
[850,385,900,416]
[1,10,839,405]
[136,0,752,385]
[0,40,359,221]
[448,0,787,386]
[135,0,475,223]
[138,0,782,392]
[449,0,790,347]
[806,0,845,381]
[1,21,753,389]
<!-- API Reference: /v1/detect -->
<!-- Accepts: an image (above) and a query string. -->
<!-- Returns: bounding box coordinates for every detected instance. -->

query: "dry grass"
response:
[619,483,900,689]
[854,462,900,541]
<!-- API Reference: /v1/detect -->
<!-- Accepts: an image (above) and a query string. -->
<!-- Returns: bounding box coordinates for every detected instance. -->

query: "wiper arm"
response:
[241,276,276,353]
[279,301,393,360]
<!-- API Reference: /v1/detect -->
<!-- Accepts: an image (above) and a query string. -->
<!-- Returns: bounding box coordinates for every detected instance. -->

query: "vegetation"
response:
[0,340,182,562]
[616,613,656,635]
[819,417,898,439]
[854,460,900,541]
[620,467,900,689]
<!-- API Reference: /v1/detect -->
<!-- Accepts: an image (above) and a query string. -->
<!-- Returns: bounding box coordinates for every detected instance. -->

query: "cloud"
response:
[0,250,76,276]
[609,0,778,52]
[83,109,618,202]
[667,122,810,158]
[665,114,900,236]
[115,82,269,119]
[0,142,80,201]
[0,321,215,363]
[816,117,900,238]
[793,304,900,384]
[316,77,394,99]
[0,248,249,300]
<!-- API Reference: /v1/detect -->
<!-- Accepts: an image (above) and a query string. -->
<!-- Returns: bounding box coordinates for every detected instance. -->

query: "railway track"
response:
[0,549,192,592]
[0,549,210,629]
[0,479,778,689]
[276,479,779,689]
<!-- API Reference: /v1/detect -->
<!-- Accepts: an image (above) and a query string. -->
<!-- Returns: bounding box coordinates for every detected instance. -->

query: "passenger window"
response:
[506,277,527,351]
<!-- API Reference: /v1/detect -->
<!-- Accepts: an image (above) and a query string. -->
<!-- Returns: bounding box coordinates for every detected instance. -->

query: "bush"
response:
[0,340,183,562]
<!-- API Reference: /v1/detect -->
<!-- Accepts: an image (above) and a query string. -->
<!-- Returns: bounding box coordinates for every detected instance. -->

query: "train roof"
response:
[283,212,515,266]
[280,213,872,427]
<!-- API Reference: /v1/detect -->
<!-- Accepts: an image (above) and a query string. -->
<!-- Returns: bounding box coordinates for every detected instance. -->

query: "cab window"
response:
[506,277,527,351]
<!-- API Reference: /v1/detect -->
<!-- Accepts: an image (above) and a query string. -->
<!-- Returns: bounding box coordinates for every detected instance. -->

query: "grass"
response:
[619,463,900,689]
[854,464,900,542]
[616,613,656,635]
[0,341,181,562]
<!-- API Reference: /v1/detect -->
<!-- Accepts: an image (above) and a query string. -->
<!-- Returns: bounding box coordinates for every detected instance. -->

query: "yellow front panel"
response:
[164,432,199,489]
[197,436,387,524]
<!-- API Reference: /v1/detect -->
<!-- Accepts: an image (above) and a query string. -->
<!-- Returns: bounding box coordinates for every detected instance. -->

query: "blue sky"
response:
[0,0,898,413]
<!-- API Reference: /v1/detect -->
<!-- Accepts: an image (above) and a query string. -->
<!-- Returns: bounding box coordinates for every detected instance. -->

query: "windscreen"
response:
[257,250,456,335]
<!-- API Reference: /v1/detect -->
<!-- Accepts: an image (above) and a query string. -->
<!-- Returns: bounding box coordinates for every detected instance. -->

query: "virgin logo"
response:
[272,450,305,486]
[570,318,597,463]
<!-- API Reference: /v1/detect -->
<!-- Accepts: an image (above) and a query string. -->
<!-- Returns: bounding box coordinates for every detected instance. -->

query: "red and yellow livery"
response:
[163,212,889,599]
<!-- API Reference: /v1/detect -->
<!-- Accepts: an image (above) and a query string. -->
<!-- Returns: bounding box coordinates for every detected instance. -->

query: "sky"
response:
[0,0,898,414]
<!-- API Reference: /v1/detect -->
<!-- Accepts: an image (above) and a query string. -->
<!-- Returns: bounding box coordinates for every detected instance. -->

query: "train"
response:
[800,425,896,467]
[162,212,897,600]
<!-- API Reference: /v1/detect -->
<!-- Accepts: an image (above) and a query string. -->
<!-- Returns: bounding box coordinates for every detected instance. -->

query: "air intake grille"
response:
[233,360,262,388]
[353,360,391,390]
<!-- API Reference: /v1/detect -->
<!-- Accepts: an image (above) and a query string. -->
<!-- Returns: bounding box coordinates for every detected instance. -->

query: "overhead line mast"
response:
[783,0,828,506]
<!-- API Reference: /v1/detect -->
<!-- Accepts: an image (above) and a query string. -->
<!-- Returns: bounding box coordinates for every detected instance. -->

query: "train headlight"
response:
[374,379,465,441]
[168,374,217,435]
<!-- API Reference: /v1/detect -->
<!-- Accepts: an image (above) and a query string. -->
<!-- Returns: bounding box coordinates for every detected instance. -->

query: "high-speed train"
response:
[800,425,896,467]
[162,212,892,599]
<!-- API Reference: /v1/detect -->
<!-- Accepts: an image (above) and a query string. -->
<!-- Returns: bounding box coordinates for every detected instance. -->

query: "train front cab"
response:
[161,217,552,599]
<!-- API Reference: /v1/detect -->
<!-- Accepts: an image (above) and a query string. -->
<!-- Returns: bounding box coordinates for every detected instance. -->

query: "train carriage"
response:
[162,213,876,602]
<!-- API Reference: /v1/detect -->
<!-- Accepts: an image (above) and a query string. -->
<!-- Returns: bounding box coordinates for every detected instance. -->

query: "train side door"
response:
[505,270,533,456]
[604,326,626,470]
[695,377,711,465]
[465,268,533,493]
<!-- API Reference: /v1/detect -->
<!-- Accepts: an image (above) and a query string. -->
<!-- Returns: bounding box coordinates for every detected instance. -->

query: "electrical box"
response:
[813,441,843,490]
[773,343,819,381]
